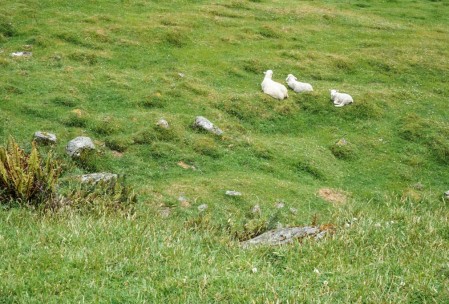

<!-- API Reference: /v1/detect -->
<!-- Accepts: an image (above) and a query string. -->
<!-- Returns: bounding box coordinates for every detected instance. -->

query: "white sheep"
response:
[330,89,353,107]
[285,74,313,93]
[261,70,288,100]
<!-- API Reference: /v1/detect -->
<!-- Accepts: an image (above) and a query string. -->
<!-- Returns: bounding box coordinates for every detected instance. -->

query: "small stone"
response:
[374,222,381,228]
[178,73,185,78]
[80,173,117,184]
[314,268,320,274]
[289,207,298,214]
[275,201,285,209]
[336,138,348,146]
[156,118,170,129]
[11,51,32,57]
[198,204,208,212]
[251,204,261,214]
[66,136,95,158]
[178,195,188,202]
[225,190,242,197]
[251,267,258,273]
[194,116,223,136]
[33,131,57,145]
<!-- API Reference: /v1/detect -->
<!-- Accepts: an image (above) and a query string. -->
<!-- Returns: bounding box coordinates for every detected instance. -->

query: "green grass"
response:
[1,0,449,302]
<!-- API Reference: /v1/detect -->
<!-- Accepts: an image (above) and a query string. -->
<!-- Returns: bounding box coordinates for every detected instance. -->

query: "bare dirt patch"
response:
[318,188,348,204]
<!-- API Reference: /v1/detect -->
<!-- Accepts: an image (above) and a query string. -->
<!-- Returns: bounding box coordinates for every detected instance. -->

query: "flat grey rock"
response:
[11,51,32,57]
[34,131,57,145]
[240,226,321,248]
[225,190,242,197]
[80,173,117,184]
[194,116,223,136]
[66,136,95,158]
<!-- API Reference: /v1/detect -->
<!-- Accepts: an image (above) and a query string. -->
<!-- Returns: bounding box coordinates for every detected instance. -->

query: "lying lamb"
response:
[330,89,353,107]
[285,74,313,93]
[261,70,288,100]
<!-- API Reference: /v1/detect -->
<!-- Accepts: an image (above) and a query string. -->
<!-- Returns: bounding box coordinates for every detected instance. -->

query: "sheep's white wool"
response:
[330,89,353,107]
[261,70,288,100]
[285,74,313,93]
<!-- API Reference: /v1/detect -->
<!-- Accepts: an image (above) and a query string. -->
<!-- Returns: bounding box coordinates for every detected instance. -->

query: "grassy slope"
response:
[1,0,449,302]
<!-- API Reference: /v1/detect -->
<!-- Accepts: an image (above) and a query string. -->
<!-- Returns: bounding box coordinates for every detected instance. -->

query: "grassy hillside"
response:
[1,0,449,302]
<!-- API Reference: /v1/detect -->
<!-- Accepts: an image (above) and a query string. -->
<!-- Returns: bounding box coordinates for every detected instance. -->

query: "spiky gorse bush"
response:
[0,137,61,206]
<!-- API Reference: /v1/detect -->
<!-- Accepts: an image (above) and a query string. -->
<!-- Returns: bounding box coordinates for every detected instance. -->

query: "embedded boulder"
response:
[33,131,57,145]
[66,136,95,158]
[240,226,323,248]
[80,172,117,184]
[194,116,223,136]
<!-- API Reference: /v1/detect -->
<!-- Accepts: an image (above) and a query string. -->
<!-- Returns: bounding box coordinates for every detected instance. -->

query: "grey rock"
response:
[198,204,208,212]
[225,190,242,197]
[178,195,188,202]
[251,204,261,214]
[194,116,223,136]
[66,136,95,158]
[80,172,117,184]
[11,51,32,57]
[240,226,321,248]
[34,131,57,145]
[275,201,285,209]
[159,207,171,218]
[156,118,170,129]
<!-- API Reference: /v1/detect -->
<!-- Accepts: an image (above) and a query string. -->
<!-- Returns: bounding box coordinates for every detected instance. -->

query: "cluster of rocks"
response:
[32,132,116,184]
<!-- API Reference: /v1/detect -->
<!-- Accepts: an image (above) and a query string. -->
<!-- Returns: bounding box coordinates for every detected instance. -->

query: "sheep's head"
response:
[286,74,296,82]
[330,89,338,97]
[263,70,273,78]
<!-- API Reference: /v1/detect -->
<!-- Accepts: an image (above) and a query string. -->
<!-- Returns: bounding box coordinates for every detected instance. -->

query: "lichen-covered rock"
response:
[156,118,170,129]
[225,190,241,197]
[34,131,57,145]
[240,226,321,248]
[66,136,95,158]
[194,116,223,136]
[80,172,117,184]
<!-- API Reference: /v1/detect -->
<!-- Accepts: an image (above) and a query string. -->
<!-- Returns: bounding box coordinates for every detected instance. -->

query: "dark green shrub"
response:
[0,138,61,206]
